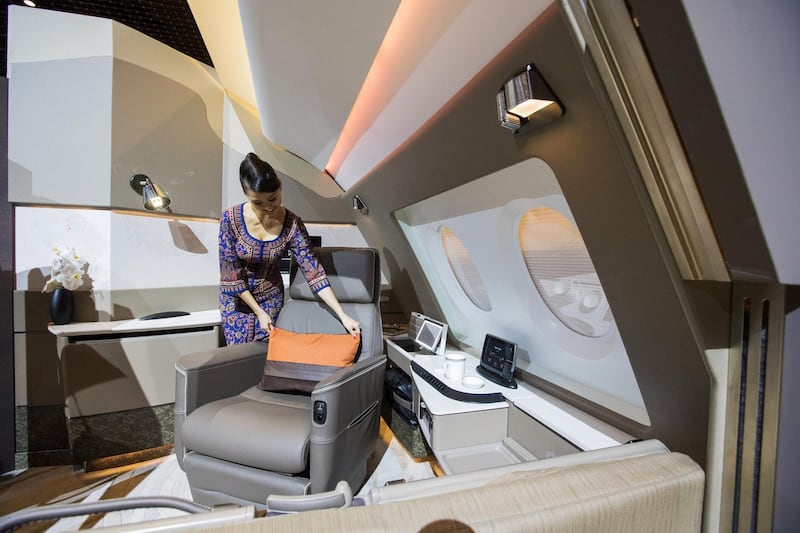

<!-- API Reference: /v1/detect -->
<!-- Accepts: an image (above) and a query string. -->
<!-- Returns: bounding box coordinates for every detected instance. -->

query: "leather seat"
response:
[174,247,386,508]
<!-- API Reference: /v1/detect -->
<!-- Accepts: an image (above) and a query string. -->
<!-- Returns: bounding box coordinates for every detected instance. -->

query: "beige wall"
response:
[8,7,225,218]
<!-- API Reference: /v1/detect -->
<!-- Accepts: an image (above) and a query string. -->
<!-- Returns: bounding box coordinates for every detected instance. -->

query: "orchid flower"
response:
[42,245,88,293]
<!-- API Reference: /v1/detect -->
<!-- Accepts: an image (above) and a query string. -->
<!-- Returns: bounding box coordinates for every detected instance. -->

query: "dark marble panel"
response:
[14,405,73,469]
[15,405,70,454]
[66,404,175,465]
[14,403,175,467]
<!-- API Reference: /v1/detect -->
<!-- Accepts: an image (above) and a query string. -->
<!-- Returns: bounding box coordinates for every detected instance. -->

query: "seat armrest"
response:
[315,353,386,391]
[266,481,353,514]
[312,354,387,428]
[309,354,386,492]
[174,341,267,466]
[176,341,268,415]
[177,341,267,375]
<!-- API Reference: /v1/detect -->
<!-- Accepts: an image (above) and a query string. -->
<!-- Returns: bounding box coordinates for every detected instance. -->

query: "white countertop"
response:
[387,338,625,451]
[48,309,222,337]
[512,393,622,451]
[411,354,508,415]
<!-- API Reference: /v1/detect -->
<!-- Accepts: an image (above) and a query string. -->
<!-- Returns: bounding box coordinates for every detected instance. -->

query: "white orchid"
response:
[42,245,88,293]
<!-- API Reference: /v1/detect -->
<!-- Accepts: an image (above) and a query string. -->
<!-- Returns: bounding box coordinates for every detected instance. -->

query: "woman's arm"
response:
[287,215,360,337]
[238,289,273,332]
[316,286,360,338]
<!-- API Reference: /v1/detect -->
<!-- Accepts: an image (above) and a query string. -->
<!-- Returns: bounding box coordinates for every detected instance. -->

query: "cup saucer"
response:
[461,376,485,389]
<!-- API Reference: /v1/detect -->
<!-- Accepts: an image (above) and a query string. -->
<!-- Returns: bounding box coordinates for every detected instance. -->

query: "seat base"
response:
[180,387,311,473]
[184,451,310,509]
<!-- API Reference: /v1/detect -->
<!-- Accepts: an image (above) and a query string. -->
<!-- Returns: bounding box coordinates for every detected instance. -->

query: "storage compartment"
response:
[386,338,414,375]
[415,396,508,452]
[435,437,536,475]
[384,363,417,427]
[507,404,580,458]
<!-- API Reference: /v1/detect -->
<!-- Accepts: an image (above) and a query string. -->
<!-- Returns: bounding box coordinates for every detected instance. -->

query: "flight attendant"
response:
[218,152,360,345]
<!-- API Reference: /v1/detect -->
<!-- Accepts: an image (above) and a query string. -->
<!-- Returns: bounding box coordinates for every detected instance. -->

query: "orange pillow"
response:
[258,327,361,394]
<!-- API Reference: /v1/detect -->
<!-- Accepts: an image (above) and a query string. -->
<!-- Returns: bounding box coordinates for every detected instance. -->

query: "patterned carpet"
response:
[0,418,436,531]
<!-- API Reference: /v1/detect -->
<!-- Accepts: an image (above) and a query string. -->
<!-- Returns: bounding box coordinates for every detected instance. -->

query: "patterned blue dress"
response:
[218,204,329,345]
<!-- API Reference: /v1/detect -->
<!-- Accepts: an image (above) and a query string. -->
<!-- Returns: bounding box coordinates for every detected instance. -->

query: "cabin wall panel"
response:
[0,78,14,473]
[8,57,112,207]
[13,332,62,407]
[7,7,226,219]
[626,0,781,283]
[774,286,800,532]
[109,59,222,218]
[352,4,711,463]
[680,1,800,285]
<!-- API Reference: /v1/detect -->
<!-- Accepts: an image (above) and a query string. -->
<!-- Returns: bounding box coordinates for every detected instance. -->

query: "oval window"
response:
[440,227,492,311]
[519,207,613,337]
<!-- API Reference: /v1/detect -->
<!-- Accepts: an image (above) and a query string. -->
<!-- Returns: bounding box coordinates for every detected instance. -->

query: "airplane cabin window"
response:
[395,158,650,426]
[519,207,613,338]
[440,226,492,311]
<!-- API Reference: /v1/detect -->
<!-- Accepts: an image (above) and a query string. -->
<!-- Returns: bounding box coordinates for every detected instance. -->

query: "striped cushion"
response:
[258,327,361,394]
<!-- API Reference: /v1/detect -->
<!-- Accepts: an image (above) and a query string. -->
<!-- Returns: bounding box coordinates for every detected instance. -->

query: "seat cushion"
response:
[259,328,361,394]
[180,386,312,473]
[289,248,377,303]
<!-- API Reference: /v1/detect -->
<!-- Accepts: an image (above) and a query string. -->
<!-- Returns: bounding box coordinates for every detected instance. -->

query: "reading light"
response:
[497,64,564,134]
[352,195,368,215]
[129,174,171,210]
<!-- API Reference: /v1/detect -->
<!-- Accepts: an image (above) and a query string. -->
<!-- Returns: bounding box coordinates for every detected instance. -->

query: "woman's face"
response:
[245,186,282,218]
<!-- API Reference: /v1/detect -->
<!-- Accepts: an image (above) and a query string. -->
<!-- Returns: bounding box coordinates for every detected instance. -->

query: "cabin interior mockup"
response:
[0,1,798,532]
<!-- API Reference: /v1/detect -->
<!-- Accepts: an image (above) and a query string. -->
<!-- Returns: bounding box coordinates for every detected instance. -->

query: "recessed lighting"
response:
[23,1,37,7]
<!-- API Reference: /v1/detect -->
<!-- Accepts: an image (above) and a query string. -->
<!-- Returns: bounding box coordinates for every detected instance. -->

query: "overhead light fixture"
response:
[23,1,37,7]
[352,195,368,215]
[497,64,564,134]
[129,174,171,210]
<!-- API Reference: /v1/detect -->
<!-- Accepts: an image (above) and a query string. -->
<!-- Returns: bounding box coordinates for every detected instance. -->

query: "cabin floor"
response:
[0,411,439,531]
[0,448,177,531]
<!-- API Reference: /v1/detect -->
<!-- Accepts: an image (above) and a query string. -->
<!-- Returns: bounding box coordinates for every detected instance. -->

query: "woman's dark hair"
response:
[239,152,281,193]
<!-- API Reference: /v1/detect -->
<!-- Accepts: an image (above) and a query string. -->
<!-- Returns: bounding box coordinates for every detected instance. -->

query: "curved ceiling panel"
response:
[188,0,257,108]
[192,0,552,192]
[329,0,552,190]
[238,0,400,170]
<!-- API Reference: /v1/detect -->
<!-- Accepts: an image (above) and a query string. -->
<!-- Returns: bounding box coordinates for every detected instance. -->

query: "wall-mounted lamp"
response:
[497,64,564,135]
[352,195,368,215]
[130,174,171,210]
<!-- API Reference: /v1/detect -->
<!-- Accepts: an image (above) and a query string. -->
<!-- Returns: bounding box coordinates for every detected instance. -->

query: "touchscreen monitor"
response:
[477,334,518,388]
[414,319,444,353]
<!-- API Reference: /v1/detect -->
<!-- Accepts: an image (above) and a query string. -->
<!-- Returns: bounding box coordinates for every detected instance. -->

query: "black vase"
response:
[50,287,74,325]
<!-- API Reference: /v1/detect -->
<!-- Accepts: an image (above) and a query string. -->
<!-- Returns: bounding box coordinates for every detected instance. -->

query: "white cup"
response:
[444,352,466,381]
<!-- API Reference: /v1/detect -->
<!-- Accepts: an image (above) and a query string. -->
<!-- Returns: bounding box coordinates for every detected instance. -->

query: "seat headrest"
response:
[289,247,379,304]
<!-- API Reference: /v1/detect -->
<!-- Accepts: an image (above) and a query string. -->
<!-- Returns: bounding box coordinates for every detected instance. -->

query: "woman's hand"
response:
[340,314,361,338]
[255,309,274,332]
[315,286,360,337]
[237,290,274,333]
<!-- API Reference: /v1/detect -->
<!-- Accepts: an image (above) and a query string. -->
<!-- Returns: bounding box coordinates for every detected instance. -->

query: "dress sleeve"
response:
[289,217,330,294]
[219,208,249,295]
